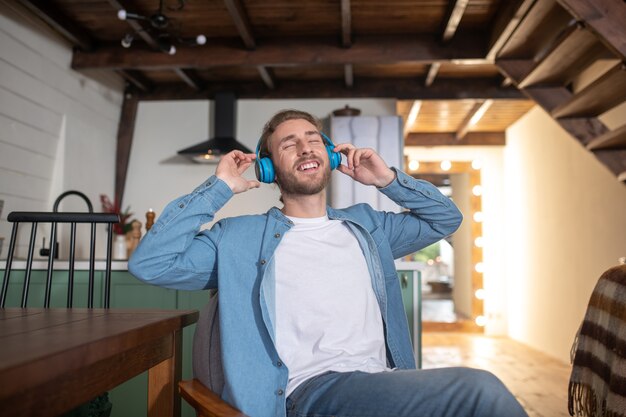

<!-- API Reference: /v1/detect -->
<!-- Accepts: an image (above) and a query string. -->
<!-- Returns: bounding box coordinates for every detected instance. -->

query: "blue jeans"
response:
[286,368,528,417]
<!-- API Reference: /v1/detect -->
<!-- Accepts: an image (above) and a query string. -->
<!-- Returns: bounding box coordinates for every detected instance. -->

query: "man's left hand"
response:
[334,144,396,188]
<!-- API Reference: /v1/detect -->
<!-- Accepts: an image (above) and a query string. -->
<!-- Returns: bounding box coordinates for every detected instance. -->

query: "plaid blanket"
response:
[568,264,626,416]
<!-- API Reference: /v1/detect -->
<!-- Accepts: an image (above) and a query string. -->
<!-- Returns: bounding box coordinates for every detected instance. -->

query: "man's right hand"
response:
[216,150,261,194]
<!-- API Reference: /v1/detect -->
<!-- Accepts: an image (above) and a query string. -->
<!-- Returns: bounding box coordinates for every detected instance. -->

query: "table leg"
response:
[148,330,182,417]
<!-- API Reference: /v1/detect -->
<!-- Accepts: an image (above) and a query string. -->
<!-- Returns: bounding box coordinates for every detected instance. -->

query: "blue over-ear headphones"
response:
[254,132,342,184]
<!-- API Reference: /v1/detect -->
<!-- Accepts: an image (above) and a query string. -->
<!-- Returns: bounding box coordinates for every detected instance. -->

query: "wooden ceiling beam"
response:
[497,59,540,87]
[115,90,139,206]
[72,34,489,70]
[223,0,256,49]
[405,132,505,146]
[15,0,95,50]
[173,69,205,91]
[556,0,626,59]
[498,58,579,113]
[586,124,626,151]
[495,0,573,60]
[496,22,603,88]
[551,62,626,118]
[340,0,353,87]
[521,86,573,112]
[257,66,276,90]
[556,117,608,145]
[442,0,469,42]
[531,19,580,65]
[134,77,524,101]
[455,100,488,140]
[344,64,354,88]
[116,70,154,92]
[518,23,605,88]
[425,63,441,86]
[511,70,609,147]
[341,0,352,47]
[486,0,536,60]
[403,100,422,136]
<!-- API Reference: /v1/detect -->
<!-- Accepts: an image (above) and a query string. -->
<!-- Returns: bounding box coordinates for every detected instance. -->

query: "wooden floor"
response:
[422,332,572,417]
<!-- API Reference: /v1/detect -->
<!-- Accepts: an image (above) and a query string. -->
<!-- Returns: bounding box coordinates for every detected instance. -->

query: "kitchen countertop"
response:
[1,260,129,271]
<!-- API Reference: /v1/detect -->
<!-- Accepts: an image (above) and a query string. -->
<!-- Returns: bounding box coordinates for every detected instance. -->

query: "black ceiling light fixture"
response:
[178,92,253,163]
[117,0,206,55]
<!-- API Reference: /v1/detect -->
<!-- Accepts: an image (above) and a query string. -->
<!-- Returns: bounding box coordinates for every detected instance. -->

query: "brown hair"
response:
[258,109,322,157]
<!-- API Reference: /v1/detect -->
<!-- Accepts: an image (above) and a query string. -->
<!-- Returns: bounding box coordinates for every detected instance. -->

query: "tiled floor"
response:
[422,332,572,417]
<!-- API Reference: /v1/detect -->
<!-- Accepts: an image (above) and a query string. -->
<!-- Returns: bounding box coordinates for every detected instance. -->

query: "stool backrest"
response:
[0,211,120,308]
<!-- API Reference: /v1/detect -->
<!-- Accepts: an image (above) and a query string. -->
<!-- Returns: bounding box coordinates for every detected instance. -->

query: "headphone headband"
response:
[256,131,334,156]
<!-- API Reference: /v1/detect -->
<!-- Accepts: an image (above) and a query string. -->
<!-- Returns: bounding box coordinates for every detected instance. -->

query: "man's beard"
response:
[275,160,331,197]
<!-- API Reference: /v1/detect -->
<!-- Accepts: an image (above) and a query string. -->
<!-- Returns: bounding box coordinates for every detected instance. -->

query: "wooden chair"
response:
[178,291,249,417]
[178,380,246,417]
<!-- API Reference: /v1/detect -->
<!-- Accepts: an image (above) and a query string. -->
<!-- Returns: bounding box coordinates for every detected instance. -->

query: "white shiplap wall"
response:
[0,4,124,258]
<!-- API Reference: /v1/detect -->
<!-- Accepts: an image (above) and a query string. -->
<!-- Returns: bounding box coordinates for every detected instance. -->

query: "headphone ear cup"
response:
[326,145,341,171]
[255,157,275,184]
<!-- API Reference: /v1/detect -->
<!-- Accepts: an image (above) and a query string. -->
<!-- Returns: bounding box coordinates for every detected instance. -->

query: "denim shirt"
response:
[128,168,462,417]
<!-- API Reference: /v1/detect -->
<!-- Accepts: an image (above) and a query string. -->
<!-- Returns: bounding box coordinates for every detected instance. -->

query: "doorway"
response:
[405,161,484,332]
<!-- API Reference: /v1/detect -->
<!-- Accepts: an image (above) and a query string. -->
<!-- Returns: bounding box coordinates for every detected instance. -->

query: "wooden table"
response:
[0,308,199,417]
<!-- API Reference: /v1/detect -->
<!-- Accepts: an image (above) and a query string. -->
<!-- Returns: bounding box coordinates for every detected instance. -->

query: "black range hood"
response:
[178,92,252,163]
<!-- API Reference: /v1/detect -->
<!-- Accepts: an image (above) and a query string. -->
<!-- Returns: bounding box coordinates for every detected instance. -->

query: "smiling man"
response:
[129,109,528,417]
[270,120,333,198]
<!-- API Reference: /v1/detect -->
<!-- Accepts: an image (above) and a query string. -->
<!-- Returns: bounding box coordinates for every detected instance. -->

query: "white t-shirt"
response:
[274,215,389,397]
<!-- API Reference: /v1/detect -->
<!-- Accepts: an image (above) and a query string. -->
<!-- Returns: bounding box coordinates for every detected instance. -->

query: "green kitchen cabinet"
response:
[0,269,104,308]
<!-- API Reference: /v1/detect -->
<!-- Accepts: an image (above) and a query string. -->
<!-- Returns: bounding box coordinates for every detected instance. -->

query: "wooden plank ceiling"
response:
[8,0,626,185]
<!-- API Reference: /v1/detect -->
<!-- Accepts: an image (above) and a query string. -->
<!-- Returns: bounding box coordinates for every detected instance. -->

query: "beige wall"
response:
[505,106,626,362]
